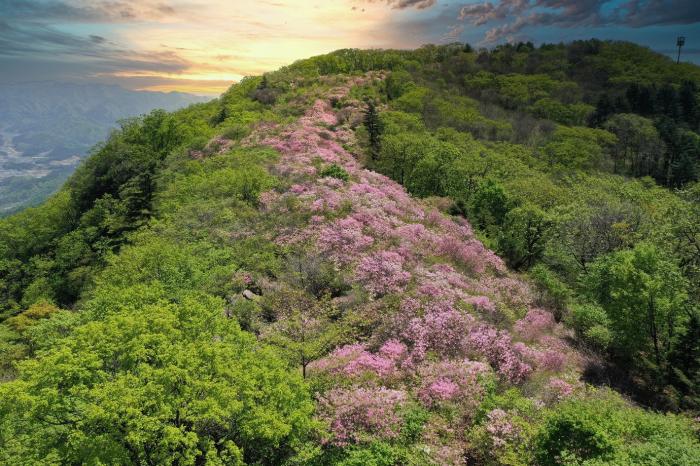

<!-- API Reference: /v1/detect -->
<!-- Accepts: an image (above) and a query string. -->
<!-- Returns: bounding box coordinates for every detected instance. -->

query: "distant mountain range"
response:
[0,81,209,214]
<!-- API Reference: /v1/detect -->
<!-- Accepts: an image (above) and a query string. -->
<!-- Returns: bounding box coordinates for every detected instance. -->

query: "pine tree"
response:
[679,80,699,129]
[364,100,382,160]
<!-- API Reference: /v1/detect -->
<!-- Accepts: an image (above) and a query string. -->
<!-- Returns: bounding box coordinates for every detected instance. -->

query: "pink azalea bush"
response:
[317,217,373,265]
[355,251,411,296]
[318,387,407,446]
[311,340,408,378]
[467,325,532,383]
[485,409,518,448]
[405,301,475,361]
[416,359,491,409]
[545,378,575,402]
[514,308,556,341]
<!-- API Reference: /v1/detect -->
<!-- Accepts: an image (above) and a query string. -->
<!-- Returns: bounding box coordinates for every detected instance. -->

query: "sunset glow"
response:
[2,0,699,95]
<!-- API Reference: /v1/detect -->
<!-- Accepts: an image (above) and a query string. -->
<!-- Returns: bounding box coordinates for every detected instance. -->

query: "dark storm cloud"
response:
[456,0,700,42]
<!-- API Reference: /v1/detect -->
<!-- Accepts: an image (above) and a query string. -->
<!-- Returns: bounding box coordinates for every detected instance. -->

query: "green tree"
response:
[604,113,664,177]
[0,292,314,465]
[261,289,340,379]
[498,204,552,271]
[585,243,688,368]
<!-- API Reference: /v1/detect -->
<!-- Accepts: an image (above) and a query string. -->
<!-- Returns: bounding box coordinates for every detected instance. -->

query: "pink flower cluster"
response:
[405,301,475,361]
[355,251,411,296]
[485,409,518,448]
[417,359,491,409]
[546,378,574,402]
[317,217,374,265]
[318,387,407,445]
[514,308,556,342]
[311,340,408,378]
[467,325,532,383]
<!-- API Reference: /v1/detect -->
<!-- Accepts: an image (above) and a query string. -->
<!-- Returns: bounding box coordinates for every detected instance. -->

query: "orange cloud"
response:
[106,0,402,94]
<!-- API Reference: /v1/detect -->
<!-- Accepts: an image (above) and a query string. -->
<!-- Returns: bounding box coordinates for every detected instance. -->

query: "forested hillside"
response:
[0,41,699,465]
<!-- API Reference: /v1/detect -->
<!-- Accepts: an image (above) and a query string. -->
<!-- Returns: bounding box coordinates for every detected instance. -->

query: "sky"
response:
[1,0,699,96]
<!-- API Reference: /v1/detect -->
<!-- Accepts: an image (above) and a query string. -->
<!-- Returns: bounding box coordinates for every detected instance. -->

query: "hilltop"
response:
[0,41,699,465]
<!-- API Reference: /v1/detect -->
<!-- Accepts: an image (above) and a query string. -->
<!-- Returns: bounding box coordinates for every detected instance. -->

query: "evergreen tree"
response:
[679,80,699,129]
[590,94,615,127]
[364,99,383,160]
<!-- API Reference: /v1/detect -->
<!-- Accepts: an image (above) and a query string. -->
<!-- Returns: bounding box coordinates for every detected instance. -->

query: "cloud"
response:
[0,0,183,23]
[441,24,465,42]
[363,0,437,10]
[0,19,191,77]
[457,0,700,43]
[617,0,700,27]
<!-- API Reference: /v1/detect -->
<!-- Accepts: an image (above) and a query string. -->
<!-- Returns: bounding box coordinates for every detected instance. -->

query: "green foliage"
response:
[529,264,571,318]
[535,391,700,466]
[467,179,513,230]
[319,163,350,182]
[364,100,383,159]
[539,125,616,170]
[585,243,688,366]
[0,292,314,465]
[385,70,414,100]
[497,204,552,271]
[568,303,612,351]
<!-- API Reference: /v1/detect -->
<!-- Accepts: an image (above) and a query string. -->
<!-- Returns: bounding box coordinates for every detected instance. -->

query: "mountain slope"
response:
[0,43,699,465]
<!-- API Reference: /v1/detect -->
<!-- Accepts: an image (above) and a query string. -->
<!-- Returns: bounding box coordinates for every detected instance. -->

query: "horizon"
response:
[2,0,700,95]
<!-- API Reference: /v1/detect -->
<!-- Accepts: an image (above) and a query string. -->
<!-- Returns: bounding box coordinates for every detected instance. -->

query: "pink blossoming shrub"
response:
[405,302,475,361]
[415,263,471,303]
[485,409,518,448]
[514,308,556,341]
[417,359,491,409]
[355,251,411,296]
[318,387,407,445]
[438,236,488,274]
[542,378,575,404]
[467,326,532,383]
[537,349,567,372]
[311,339,409,379]
[310,344,391,378]
[514,341,567,373]
[317,217,374,265]
[378,339,408,362]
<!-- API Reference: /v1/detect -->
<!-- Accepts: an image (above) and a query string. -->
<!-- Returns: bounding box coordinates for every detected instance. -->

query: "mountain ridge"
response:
[0,41,699,465]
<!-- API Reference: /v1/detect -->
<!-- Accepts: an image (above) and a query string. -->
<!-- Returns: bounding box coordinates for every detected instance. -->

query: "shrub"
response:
[568,303,612,350]
[535,392,700,466]
[221,123,250,141]
[529,264,571,319]
[320,163,350,181]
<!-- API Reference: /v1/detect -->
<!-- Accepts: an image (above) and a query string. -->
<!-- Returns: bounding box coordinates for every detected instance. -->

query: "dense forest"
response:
[0,40,699,465]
